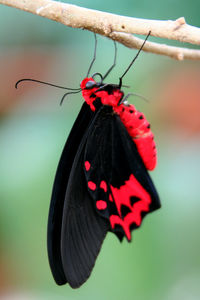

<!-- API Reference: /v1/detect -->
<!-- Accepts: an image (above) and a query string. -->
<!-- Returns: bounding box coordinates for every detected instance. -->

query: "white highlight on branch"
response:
[36,3,53,14]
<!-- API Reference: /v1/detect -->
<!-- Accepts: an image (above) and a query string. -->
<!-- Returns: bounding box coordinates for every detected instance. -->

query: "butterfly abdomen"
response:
[114,104,157,171]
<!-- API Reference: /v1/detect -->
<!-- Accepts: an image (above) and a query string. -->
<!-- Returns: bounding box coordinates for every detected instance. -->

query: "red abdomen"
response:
[114,104,157,170]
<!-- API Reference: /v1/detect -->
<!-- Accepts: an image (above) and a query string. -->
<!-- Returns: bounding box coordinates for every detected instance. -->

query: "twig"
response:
[1,0,200,60]
[110,32,200,60]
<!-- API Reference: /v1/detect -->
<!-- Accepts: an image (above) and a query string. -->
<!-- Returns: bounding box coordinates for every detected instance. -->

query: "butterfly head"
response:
[81,75,104,96]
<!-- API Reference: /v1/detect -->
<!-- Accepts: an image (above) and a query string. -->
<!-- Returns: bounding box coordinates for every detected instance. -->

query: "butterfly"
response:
[16,32,160,289]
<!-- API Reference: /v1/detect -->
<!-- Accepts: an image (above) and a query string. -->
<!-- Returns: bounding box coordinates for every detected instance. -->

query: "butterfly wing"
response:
[84,105,161,241]
[49,102,160,288]
[47,102,94,285]
[60,110,109,288]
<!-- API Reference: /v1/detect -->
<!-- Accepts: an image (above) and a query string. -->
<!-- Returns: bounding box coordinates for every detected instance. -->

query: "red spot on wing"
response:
[109,174,151,240]
[100,180,107,192]
[109,194,113,202]
[84,161,91,171]
[88,181,96,191]
[96,200,107,210]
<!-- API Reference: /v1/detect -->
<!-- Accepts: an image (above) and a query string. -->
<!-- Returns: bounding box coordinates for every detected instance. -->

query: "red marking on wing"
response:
[96,200,107,210]
[109,194,113,202]
[88,181,96,191]
[100,180,107,192]
[84,161,91,171]
[109,174,151,240]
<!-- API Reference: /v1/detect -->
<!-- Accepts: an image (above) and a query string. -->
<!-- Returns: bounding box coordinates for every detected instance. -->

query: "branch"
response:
[1,0,200,60]
[110,32,200,60]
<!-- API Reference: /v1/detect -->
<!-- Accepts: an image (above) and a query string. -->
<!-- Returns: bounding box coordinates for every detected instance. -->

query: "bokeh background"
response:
[0,1,200,299]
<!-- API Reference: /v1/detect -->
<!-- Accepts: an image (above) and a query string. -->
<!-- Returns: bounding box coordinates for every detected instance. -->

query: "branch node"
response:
[177,52,184,60]
[176,17,186,25]
[173,17,186,31]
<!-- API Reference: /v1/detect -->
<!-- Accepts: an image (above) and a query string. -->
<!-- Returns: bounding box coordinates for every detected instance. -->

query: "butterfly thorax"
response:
[81,77,123,111]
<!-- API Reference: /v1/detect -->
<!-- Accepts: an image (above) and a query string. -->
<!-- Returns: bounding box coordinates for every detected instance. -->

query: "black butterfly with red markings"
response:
[16,33,160,289]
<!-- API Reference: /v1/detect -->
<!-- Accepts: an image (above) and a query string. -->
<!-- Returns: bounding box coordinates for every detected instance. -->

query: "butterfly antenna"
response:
[119,92,149,105]
[60,90,81,106]
[119,31,151,88]
[102,40,117,80]
[131,92,149,103]
[86,33,97,77]
[15,78,80,91]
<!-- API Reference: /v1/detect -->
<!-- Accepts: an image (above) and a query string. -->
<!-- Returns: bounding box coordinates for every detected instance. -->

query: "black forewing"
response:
[84,106,160,239]
[60,109,109,288]
[47,102,94,285]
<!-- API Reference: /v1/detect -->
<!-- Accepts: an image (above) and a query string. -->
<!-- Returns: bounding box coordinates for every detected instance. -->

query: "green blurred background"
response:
[0,1,200,299]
